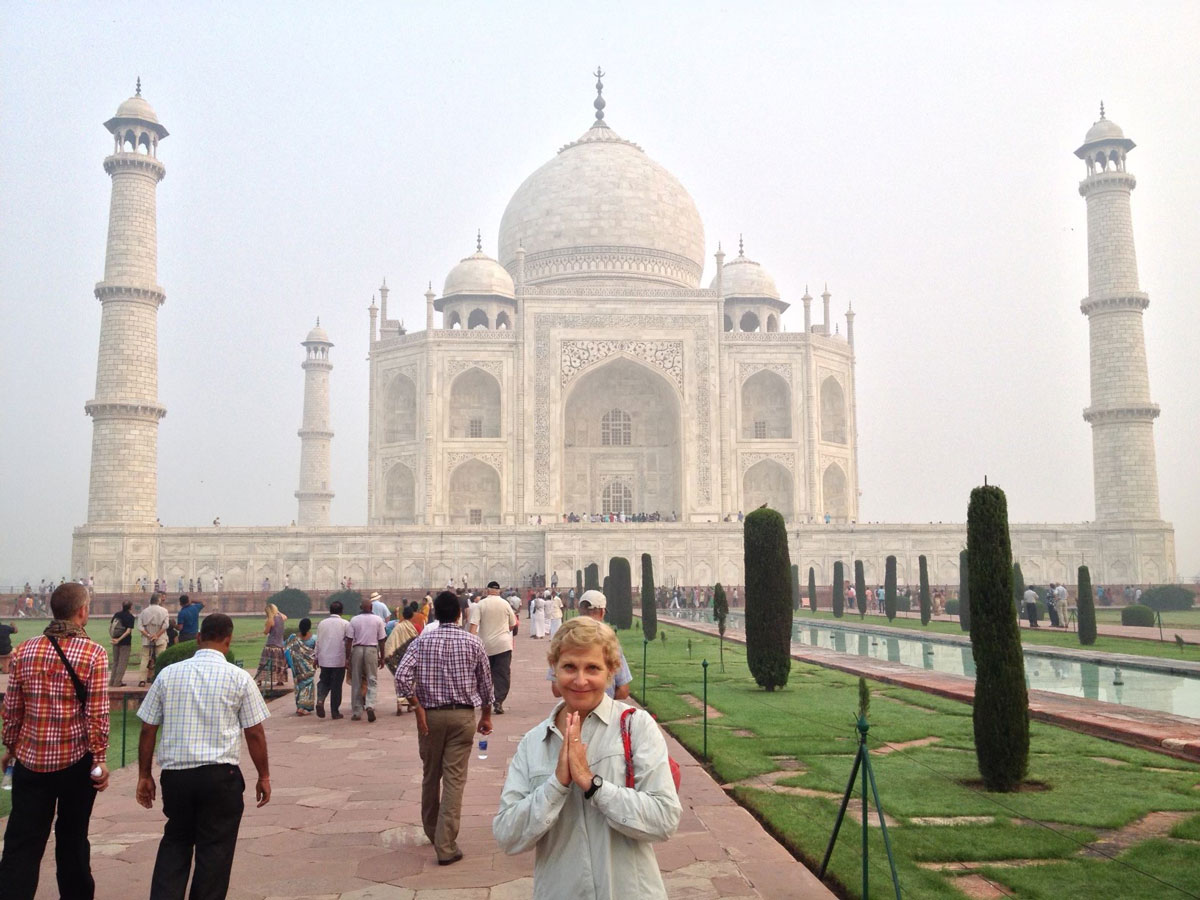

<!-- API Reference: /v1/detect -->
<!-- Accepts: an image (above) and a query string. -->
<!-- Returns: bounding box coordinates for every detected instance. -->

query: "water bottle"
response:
[477,739,488,760]
[2,765,13,791]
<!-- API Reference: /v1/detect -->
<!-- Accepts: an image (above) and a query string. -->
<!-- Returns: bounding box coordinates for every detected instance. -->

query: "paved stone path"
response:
[4,633,834,899]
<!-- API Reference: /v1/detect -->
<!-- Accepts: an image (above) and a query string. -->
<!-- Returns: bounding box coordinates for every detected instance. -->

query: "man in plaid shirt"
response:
[395,590,493,866]
[0,582,110,900]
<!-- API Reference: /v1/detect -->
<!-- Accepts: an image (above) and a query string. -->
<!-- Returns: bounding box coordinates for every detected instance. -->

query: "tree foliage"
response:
[607,557,632,629]
[958,549,971,632]
[807,567,817,613]
[743,508,793,691]
[967,484,1028,792]
[269,588,312,620]
[154,640,236,678]
[713,582,728,671]
[854,559,867,619]
[832,561,844,618]
[641,553,657,641]
[1012,562,1025,610]
[885,556,898,621]
[575,569,583,600]
[584,563,600,592]
[1141,585,1196,612]
[790,564,801,612]
[919,555,932,625]
[1077,565,1097,646]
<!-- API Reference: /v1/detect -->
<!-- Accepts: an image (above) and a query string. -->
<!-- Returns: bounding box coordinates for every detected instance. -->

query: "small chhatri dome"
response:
[305,318,332,344]
[709,237,780,300]
[443,240,516,299]
[106,80,168,138]
[1075,102,1135,160]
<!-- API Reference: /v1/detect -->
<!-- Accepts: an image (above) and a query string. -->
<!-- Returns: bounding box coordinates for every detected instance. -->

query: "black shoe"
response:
[331,711,343,720]
[367,707,376,723]
[493,703,504,715]
[316,703,325,718]
[438,852,464,866]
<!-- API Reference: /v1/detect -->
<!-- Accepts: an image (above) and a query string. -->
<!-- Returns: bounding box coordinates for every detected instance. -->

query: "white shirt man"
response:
[315,603,351,719]
[469,582,518,714]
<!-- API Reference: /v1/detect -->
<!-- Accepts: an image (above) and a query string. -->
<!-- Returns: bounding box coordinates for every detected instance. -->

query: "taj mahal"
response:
[71,78,1175,592]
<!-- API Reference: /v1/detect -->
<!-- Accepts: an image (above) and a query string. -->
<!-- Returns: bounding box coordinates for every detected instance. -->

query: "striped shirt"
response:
[1,634,110,772]
[138,648,269,769]
[394,624,493,710]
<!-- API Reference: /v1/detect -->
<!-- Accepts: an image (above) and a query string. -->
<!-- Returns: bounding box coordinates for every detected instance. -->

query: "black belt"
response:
[426,703,474,711]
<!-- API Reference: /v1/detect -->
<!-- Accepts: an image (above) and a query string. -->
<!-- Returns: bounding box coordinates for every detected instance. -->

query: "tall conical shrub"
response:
[832,561,845,618]
[919,555,932,625]
[968,484,1028,792]
[1012,562,1025,612]
[713,582,728,671]
[575,569,583,602]
[743,508,792,691]
[807,567,817,613]
[641,553,658,641]
[885,556,898,621]
[958,549,971,632]
[585,563,600,592]
[1077,565,1097,646]
[602,575,610,604]
[790,564,801,611]
[854,560,867,619]
[607,557,632,629]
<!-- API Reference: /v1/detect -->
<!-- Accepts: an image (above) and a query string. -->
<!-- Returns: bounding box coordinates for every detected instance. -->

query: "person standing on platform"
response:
[175,595,202,643]
[0,582,110,900]
[137,592,170,686]
[469,581,517,715]
[136,613,270,900]
[345,596,385,722]
[395,591,493,866]
[108,600,135,686]
[315,600,350,720]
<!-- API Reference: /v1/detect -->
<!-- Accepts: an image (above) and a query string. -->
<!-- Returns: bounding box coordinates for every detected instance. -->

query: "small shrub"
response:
[1140,585,1195,612]
[269,588,312,620]
[154,640,236,677]
[946,598,960,616]
[1121,604,1155,627]
[324,589,361,613]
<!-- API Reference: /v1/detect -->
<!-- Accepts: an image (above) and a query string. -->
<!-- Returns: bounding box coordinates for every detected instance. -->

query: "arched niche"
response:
[743,459,793,521]
[385,463,416,522]
[766,314,779,332]
[601,480,634,516]
[449,367,501,438]
[562,357,681,518]
[468,308,489,330]
[384,373,417,443]
[739,310,760,333]
[723,314,733,332]
[822,462,848,522]
[496,310,512,330]
[740,369,791,439]
[446,310,462,329]
[820,376,847,444]
[448,458,501,524]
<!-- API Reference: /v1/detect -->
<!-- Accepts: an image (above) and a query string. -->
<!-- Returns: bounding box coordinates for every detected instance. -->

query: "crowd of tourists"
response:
[0,580,679,898]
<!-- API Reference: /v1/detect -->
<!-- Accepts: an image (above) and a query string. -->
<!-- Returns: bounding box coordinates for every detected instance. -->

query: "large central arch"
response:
[562,357,682,517]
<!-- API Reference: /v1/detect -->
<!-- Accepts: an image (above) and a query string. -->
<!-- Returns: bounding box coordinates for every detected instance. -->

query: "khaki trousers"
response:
[141,637,167,682]
[417,708,476,860]
[110,643,131,686]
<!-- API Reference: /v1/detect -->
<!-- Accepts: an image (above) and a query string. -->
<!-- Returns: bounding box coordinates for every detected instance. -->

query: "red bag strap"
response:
[620,708,636,788]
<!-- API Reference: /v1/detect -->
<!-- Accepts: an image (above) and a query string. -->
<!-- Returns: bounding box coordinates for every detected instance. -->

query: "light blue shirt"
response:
[138,648,269,769]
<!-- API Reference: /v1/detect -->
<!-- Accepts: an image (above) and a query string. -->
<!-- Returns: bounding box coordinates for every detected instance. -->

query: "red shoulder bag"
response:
[619,708,681,791]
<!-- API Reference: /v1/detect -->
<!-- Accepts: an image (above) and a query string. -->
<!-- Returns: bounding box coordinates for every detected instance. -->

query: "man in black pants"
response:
[315,599,351,718]
[136,613,271,900]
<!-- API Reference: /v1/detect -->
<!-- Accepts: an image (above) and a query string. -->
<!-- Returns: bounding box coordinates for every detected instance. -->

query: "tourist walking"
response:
[138,592,170,686]
[136,613,270,900]
[532,590,548,638]
[547,590,564,638]
[0,583,110,900]
[253,603,288,687]
[345,596,385,722]
[494,616,681,898]
[284,618,317,716]
[394,591,493,866]
[315,600,350,719]
[108,600,135,686]
[468,580,517,714]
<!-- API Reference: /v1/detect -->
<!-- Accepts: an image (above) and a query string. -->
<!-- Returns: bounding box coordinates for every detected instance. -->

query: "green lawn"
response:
[622,622,1200,899]
[785,609,1200,662]
[1095,606,1200,630]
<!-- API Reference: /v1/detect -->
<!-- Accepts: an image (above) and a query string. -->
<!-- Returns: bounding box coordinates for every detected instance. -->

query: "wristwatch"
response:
[584,774,603,800]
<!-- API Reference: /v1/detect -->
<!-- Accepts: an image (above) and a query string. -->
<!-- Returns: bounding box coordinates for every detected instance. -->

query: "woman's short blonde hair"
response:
[547,617,621,675]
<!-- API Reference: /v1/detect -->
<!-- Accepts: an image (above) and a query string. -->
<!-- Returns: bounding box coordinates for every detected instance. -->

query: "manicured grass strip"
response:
[1170,812,1200,841]
[979,839,1200,899]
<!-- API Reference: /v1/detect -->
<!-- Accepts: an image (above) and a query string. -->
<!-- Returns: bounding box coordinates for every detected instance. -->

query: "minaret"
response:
[802,285,812,332]
[1075,105,1161,521]
[296,320,334,525]
[85,82,169,524]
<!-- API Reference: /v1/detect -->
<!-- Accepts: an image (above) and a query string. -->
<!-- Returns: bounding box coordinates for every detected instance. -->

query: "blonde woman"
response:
[253,603,288,686]
[494,617,680,898]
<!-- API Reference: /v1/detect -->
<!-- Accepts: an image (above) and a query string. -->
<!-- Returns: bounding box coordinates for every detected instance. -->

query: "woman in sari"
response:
[254,603,288,686]
[284,617,317,715]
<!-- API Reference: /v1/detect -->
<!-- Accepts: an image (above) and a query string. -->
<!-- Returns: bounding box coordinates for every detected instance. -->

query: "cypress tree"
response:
[807,566,817,613]
[641,553,658,641]
[967,484,1028,792]
[607,557,632,629]
[790,564,801,612]
[958,549,971,632]
[1077,565,1097,646]
[602,575,610,604]
[1012,562,1025,612]
[885,556,898,621]
[585,563,600,592]
[713,582,728,671]
[854,559,867,619]
[575,569,583,602]
[743,508,792,691]
[832,561,845,618]
[919,555,932,625]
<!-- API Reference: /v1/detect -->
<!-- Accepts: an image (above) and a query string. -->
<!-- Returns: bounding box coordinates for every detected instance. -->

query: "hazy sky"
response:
[2,1,1198,586]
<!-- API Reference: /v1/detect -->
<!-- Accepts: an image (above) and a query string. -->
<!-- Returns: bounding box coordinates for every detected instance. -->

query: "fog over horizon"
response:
[2,2,1197,587]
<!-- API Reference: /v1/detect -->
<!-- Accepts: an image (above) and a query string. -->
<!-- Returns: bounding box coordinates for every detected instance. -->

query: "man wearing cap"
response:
[545,589,631,700]
[370,591,390,624]
[468,581,517,715]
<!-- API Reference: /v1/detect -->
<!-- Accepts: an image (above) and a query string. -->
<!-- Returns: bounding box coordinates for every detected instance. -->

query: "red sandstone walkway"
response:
[2,633,834,899]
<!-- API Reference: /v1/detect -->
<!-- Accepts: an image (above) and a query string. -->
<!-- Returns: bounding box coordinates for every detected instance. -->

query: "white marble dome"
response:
[1085,115,1125,144]
[115,94,161,125]
[443,249,515,299]
[710,248,780,300]
[498,122,706,289]
[304,323,331,344]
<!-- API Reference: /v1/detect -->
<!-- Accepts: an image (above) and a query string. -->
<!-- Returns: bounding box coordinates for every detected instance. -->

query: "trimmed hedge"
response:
[946,598,960,616]
[919,555,932,625]
[584,563,600,592]
[1077,565,1097,646]
[1121,604,1156,627]
[1140,585,1195,612]
[790,564,801,612]
[854,560,867,619]
[884,556,898,621]
[743,508,793,691]
[807,567,817,613]
[324,589,362,613]
[607,557,632,629]
[269,588,312,620]
[640,554,657,641]
[958,549,971,632]
[713,582,728,670]
[832,561,845,618]
[154,640,236,677]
